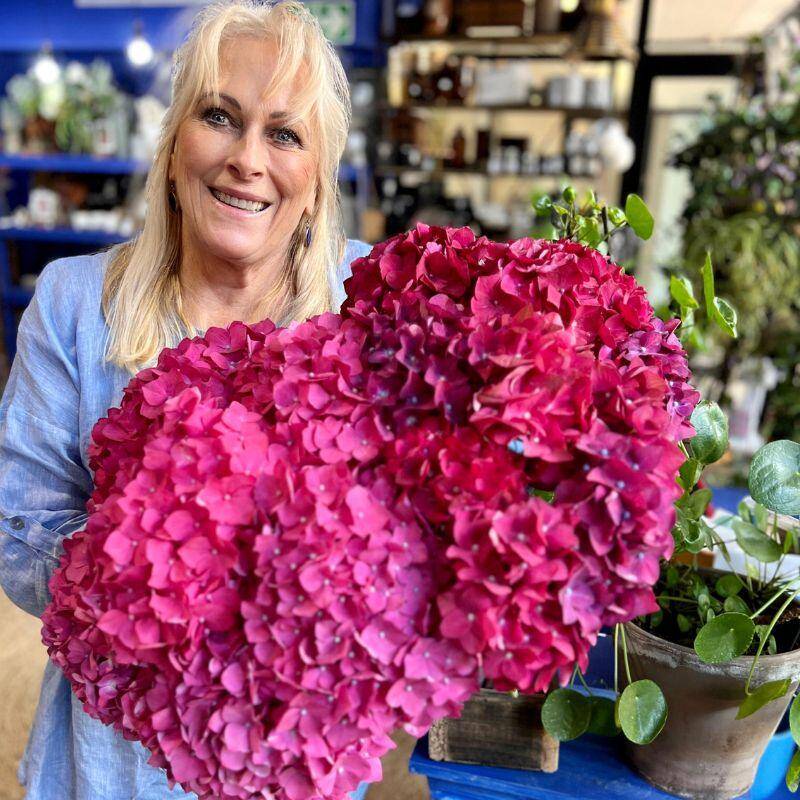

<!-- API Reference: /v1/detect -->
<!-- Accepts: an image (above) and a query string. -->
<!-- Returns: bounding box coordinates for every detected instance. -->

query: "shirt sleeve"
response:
[0,260,93,617]
[332,238,374,312]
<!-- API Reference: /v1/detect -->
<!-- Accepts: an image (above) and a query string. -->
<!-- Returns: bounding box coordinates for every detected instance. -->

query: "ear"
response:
[303,186,317,218]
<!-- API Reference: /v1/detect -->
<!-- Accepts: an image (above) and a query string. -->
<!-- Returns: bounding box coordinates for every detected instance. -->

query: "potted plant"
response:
[536,187,800,800]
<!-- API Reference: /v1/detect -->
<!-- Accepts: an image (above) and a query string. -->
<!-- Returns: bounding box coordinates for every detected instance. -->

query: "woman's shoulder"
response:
[34,248,114,316]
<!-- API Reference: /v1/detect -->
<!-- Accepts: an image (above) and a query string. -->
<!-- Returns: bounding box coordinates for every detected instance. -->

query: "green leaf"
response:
[679,488,713,520]
[737,679,791,719]
[678,459,703,491]
[618,680,667,744]
[787,748,800,792]
[748,440,800,516]
[576,216,603,248]
[665,566,679,588]
[701,252,716,319]
[724,595,751,615]
[677,614,692,633]
[624,194,654,240]
[712,296,738,338]
[669,275,699,309]
[587,696,619,737]
[699,252,738,338]
[689,401,728,464]
[562,185,577,204]
[715,574,744,597]
[789,693,800,747]
[534,195,553,216]
[608,206,626,227]
[733,518,782,563]
[541,688,592,741]
[694,612,755,664]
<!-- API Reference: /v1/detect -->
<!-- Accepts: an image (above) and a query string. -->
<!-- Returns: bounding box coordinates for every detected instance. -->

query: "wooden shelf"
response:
[384,32,633,62]
[384,102,623,118]
[375,165,598,180]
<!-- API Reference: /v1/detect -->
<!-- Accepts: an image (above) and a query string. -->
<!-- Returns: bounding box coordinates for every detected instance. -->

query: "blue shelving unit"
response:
[0,153,149,174]
[0,226,128,247]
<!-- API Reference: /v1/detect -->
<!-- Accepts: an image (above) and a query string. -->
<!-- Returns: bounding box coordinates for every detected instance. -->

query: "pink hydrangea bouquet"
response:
[42,224,698,800]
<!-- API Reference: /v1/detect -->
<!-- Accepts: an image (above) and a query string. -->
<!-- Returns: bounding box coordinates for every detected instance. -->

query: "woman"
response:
[0,2,372,798]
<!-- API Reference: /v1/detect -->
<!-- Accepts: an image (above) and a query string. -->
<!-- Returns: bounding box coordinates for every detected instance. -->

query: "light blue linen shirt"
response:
[0,239,372,800]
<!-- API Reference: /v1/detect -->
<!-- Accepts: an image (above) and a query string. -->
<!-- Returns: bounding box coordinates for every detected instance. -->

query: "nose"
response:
[226,129,266,180]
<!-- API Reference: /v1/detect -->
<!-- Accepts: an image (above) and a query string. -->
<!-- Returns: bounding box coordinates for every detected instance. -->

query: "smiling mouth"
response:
[209,187,270,213]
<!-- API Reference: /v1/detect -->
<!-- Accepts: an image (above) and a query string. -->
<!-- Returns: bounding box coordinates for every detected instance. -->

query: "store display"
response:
[27,187,60,227]
[3,59,132,158]
[533,0,561,34]
[423,0,453,36]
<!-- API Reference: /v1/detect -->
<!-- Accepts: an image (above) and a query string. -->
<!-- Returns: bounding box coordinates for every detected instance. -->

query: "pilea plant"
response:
[533,185,800,791]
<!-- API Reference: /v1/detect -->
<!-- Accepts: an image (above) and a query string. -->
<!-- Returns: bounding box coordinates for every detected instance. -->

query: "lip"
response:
[207,186,272,219]
[209,185,271,204]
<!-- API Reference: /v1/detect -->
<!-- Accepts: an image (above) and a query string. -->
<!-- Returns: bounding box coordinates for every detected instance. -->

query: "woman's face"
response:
[169,37,318,270]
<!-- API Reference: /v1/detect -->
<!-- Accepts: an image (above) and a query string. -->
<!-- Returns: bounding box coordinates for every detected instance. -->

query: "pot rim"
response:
[625,620,800,677]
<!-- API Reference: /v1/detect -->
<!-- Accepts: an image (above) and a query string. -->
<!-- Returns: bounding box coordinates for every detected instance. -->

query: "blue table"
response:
[409,728,795,800]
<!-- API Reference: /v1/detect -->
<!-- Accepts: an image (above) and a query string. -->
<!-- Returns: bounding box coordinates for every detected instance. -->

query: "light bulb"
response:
[33,53,60,85]
[127,34,154,67]
[560,0,580,11]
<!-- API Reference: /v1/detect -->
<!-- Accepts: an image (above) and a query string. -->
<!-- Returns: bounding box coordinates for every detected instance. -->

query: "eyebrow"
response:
[198,92,296,121]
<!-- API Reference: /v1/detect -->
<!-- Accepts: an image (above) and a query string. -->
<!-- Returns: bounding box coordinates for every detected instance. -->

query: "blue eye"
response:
[203,107,232,127]
[275,128,301,145]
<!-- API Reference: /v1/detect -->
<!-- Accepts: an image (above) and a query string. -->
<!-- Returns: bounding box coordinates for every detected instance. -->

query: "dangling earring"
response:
[168,181,179,213]
[304,220,312,247]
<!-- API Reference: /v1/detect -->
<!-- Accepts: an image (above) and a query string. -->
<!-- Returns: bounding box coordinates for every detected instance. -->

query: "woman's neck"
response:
[178,250,285,331]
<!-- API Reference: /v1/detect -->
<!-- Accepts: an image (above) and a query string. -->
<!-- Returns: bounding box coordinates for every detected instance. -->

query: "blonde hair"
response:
[102,0,351,374]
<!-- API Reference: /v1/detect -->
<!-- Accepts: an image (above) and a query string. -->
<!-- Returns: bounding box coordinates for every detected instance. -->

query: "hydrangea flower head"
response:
[43,225,698,799]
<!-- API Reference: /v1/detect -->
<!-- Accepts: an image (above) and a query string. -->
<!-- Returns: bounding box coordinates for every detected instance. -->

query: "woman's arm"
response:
[0,260,93,617]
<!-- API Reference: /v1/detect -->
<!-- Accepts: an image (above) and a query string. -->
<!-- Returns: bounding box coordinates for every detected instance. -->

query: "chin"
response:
[204,236,268,264]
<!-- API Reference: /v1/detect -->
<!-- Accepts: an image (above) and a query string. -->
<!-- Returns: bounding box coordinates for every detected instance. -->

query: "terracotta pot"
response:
[622,621,800,800]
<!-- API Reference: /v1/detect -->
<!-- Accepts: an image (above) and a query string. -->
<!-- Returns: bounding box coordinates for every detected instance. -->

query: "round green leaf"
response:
[733,518,782,563]
[789,693,800,747]
[736,679,790,720]
[715,574,744,597]
[787,748,800,793]
[618,680,667,744]
[689,401,728,465]
[541,688,592,741]
[724,595,751,615]
[624,194,654,240]
[694,612,755,664]
[748,440,800,516]
[587,696,619,737]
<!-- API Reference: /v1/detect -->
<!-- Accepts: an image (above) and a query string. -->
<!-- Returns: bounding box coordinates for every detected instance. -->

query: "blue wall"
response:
[0,1,385,66]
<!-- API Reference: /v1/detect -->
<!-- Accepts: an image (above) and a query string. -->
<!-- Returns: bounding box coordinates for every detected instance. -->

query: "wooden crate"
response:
[428,688,559,772]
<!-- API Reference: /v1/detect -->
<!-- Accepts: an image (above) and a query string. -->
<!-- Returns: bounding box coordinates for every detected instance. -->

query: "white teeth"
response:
[210,188,268,213]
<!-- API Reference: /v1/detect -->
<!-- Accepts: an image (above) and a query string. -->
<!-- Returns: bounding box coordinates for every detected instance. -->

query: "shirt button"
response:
[9,517,25,530]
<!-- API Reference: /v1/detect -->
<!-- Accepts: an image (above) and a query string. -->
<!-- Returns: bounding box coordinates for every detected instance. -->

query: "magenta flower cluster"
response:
[42,224,698,800]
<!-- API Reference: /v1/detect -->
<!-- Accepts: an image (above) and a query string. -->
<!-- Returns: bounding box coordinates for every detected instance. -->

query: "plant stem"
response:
[620,624,633,684]
[750,577,800,619]
[745,587,800,695]
[575,668,594,697]
[656,595,699,604]
[613,624,620,696]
